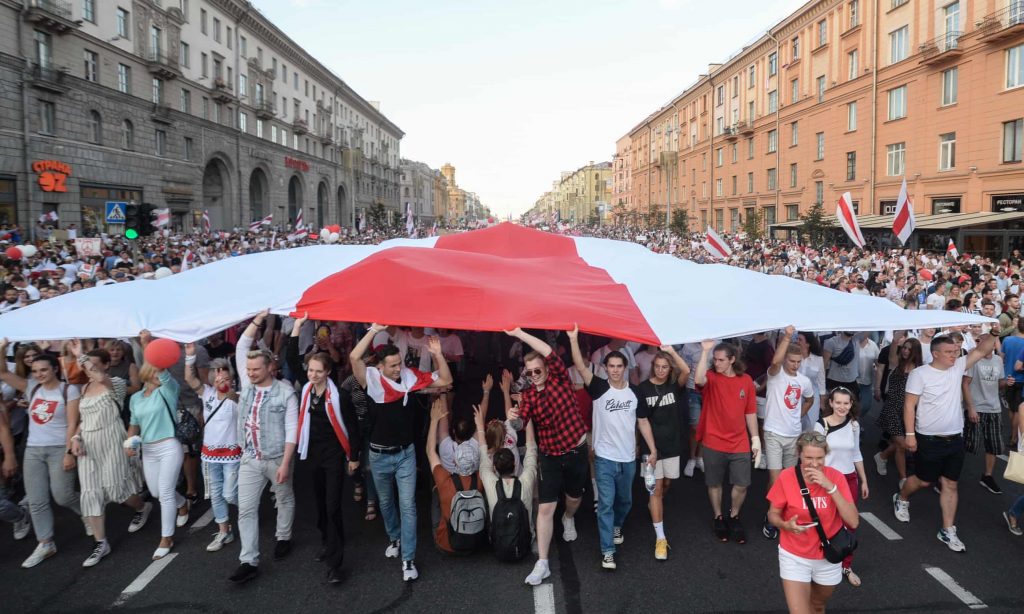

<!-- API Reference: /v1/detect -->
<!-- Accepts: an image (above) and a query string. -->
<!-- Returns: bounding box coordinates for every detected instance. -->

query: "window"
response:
[768,52,778,76]
[256,119,263,138]
[890,26,909,64]
[747,137,754,159]
[1008,44,1024,89]
[201,96,208,119]
[83,0,95,23]
[213,18,221,43]
[88,110,101,143]
[849,0,859,28]
[226,26,232,49]
[790,121,799,146]
[282,63,287,83]
[786,204,799,220]
[846,152,856,180]
[791,78,799,103]
[767,129,777,153]
[122,119,134,150]
[716,178,723,197]
[817,19,827,47]
[847,101,857,131]
[213,103,220,124]
[747,172,754,193]
[155,129,167,156]
[732,175,738,195]
[731,143,738,162]
[38,101,55,134]
[255,83,264,104]
[792,36,800,59]
[939,132,956,170]
[767,168,777,191]
[716,147,723,167]
[717,85,724,106]
[201,53,208,78]
[179,0,189,19]
[180,88,190,112]
[240,36,247,57]
[1004,119,1023,163]
[886,142,905,175]
[272,57,277,77]
[732,75,738,96]
[271,124,278,142]
[888,85,907,120]
[768,90,778,113]
[151,78,162,104]
[294,72,299,89]
[891,0,908,8]
[117,64,130,94]
[939,67,958,106]
[702,182,707,197]
[83,49,98,82]
[180,42,190,68]
[116,7,130,38]
[239,74,247,97]
[200,8,207,34]
[815,132,825,160]
[150,25,161,57]
[748,100,755,122]
[701,153,707,170]
[816,76,826,102]
[789,163,798,187]
[184,136,193,161]
[848,49,859,80]
[238,112,247,133]
[748,65,756,87]
[281,128,288,146]
[815,181,824,205]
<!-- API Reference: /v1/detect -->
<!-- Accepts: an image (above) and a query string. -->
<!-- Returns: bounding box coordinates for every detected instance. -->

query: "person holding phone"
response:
[766,432,859,614]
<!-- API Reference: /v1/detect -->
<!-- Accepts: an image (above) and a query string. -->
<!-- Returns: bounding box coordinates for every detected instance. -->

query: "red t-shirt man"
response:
[696,369,757,453]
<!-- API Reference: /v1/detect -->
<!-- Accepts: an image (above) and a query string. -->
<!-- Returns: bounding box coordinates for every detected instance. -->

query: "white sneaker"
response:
[893,493,910,523]
[937,526,965,552]
[873,452,888,476]
[206,530,235,552]
[385,539,400,558]
[82,540,111,567]
[21,541,57,568]
[82,517,93,537]
[402,560,418,582]
[13,505,31,540]
[128,502,153,533]
[562,514,577,542]
[524,560,550,585]
[695,457,705,473]
[612,527,624,545]
[683,459,696,478]
[601,553,616,570]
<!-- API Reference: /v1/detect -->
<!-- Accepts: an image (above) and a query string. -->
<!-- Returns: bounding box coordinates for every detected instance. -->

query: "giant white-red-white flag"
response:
[947,238,959,260]
[892,178,915,245]
[835,192,865,248]
[703,226,732,259]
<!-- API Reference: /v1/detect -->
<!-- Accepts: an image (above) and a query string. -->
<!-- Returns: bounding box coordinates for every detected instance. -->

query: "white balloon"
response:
[20,244,37,258]
[327,232,340,243]
[153,267,173,280]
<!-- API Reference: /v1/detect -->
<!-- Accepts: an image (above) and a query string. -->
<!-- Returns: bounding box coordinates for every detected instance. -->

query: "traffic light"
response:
[124,203,156,239]
[138,203,156,237]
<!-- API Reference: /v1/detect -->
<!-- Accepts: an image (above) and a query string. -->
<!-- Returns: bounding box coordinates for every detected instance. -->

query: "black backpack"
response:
[490,478,531,562]
[447,473,487,553]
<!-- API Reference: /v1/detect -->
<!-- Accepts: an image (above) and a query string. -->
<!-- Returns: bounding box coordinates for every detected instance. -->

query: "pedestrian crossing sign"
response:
[105,201,127,224]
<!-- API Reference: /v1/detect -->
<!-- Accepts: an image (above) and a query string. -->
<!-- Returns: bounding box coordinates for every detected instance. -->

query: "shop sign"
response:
[32,159,71,193]
[284,156,309,172]
[880,200,897,215]
[992,193,1024,213]
[932,197,961,215]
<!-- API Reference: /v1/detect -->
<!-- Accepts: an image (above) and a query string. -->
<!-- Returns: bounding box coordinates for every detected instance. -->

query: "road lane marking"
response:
[188,508,214,533]
[533,582,556,614]
[112,553,178,607]
[923,565,987,610]
[860,512,903,540]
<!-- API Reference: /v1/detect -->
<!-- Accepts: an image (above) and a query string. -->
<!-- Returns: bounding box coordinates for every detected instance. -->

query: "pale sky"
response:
[255,0,807,217]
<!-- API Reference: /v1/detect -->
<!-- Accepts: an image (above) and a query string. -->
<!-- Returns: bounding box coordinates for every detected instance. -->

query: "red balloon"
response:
[144,338,181,370]
[918,269,934,281]
[327,224,341,234]
[5,246,22,260]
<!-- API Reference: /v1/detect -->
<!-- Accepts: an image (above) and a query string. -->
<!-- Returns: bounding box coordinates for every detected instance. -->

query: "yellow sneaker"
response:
[654,538,669,561]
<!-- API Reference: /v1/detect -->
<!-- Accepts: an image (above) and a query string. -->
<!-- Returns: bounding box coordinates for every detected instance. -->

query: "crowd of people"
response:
[2,219,1024,613]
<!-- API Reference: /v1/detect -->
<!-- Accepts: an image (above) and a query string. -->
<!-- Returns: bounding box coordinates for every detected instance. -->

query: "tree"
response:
[367,202,388,230]
[799,201,833,246]
[741,208,762,241]
[670,209,690,236]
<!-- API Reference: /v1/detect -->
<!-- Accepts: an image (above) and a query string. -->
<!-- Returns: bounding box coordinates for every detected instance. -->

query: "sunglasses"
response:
[798,432,827,444]
[524,368,544,377]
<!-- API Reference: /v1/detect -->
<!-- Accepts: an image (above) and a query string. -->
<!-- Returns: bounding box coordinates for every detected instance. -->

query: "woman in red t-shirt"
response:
[766,432,859,614]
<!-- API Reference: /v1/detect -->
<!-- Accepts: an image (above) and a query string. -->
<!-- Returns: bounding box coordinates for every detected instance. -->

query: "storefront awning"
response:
[770,211,1024,231]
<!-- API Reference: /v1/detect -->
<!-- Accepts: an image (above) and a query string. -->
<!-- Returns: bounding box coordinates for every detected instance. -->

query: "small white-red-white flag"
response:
[181,249,194,272]
[79,263,97,278]
[835,192,865,248]
[294,209,305,231]
[153,208,171,227]
[947,238,959,260]
[703,226,732,259]
[202,210,211,235]
[248,214,272,232]
[892,177,915,246]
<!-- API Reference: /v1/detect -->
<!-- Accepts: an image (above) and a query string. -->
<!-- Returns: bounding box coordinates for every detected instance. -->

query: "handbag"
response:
[1005,431,1024,485]
[160,394,201,445]
[794,464,857,564]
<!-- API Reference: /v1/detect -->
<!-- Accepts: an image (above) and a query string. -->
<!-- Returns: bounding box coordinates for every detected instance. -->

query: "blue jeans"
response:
[1010,495,1024,521]
[205,461,239,525]
[858,383,874,419]
[370,444,417,561]
[594,456,635,556]
[0,482,26,525]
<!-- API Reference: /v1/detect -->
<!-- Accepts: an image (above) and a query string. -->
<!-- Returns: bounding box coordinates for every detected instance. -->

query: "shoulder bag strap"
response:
[158,393,177,426]
[794,463,831,546]
[206,396,229,423]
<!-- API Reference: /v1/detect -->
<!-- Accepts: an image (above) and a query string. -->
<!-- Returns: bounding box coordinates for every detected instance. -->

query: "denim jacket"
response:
[237,379,296,460]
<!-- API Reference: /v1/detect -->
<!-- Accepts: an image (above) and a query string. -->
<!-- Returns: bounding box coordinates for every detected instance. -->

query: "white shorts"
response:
[654,456,680,480]
[756,397,767,419]
[778,547,842,586]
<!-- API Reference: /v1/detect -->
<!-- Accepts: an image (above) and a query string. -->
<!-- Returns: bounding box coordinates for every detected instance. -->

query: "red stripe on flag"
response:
[705,233,729,258]
[893,204,910,234]
[836,197,863,245]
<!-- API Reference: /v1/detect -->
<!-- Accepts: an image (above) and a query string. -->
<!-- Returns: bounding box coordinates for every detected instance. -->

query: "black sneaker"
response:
[761,516,779,540]
[327,566,343,584]
[228,563,258,583]
[314,545,327,562]
[729,516,747,544]
[713,515,729,542]
[273,539,292,560]
[980,475,1003,494]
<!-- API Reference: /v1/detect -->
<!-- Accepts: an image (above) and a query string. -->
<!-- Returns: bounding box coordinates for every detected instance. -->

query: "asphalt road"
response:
[2,416,1023,614]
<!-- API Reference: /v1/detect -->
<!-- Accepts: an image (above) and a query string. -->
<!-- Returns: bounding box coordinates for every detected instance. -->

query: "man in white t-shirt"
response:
[893,334,997,552]
[925,284,947,310]
[590,339,639,385]
[760,326,813,541]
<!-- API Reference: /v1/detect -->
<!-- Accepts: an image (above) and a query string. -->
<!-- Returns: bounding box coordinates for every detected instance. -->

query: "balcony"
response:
[25,0,79,34]
[146,50,181,80]
[320,132,334,146]
[151,103,173,125]
[292,118,308,135]
[27,63,68,94]
[723,126,739,141]
[316,99,331,115]
[918,31,964,65]
[211,78,235,104]
[736,120,754,136]
[978,3,1024,43]
[254,99,275,119]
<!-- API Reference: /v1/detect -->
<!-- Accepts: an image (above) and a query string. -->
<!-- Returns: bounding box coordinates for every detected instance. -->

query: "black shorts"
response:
[913,434,965,483]
[538,442,588,504]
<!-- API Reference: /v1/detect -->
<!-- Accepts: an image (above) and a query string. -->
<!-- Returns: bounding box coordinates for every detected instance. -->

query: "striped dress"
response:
[78,377,143,516]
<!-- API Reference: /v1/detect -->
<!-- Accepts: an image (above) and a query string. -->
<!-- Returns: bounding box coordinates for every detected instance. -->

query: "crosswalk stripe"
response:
[533,582,556,614]
[923,565,987,610]
[112,553,178,607]
[188,508,215,533]
[860,512,903,540]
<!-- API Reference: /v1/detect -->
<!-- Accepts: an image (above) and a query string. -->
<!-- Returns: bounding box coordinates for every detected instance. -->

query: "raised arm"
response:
[965,334,997,370]
[236,309,269,386]
[566,324,593,387]
[183,343,204,396]
[426,395,446,469]
[0,338,27,393]
[504,327,553,358]
[694,339,715,387]
[285,313,309,386]
[660,345,691,387]
[768,326,795,377]
[499,368,514,418]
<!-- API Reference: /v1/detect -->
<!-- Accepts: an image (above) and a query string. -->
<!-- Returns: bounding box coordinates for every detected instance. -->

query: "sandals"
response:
[843,568,862,587]
[353,483,364,503]
[365,501,378,521]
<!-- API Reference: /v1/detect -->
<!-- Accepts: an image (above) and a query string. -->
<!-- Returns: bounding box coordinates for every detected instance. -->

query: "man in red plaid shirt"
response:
[505,327,589,586]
